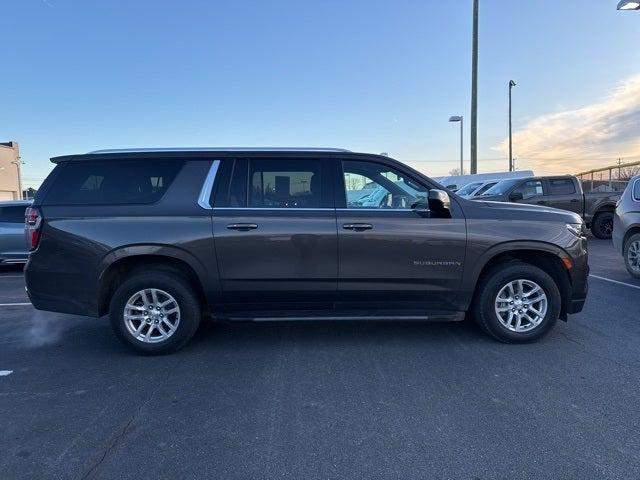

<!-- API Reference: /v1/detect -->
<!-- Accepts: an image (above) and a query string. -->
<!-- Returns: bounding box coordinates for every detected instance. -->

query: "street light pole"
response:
[449,116,464,175]
[470,0,479,174]
[508,80,516,172]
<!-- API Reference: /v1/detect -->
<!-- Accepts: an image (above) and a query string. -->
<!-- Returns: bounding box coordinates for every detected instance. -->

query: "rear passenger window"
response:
[44,160,183,205]
[248,159,325,208]
[548,178,576,195]
[0,206,27,223]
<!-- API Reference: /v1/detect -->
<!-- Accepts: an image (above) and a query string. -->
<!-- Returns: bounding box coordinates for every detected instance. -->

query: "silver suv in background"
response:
[613,175,640,278]
[0,200,31,265]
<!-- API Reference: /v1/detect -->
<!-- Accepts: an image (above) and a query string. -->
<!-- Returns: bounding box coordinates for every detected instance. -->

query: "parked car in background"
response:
[456,180,499,198]
[433,170,534,192]
[0,200,31,265]
[613,175,640,278]
[474,175,620,239]
[25,148,588,354]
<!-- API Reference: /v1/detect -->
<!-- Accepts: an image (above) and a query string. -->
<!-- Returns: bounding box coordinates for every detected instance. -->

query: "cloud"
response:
[494,74,640,174]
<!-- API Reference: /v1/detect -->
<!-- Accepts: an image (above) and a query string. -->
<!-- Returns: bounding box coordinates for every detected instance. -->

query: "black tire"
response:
[472,262,561,343]
[109,270,202,355]
[591,211,614,239]
[623,233,640,279]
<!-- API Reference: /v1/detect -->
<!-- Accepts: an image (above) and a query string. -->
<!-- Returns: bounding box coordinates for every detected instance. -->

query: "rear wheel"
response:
[591,211,614,239]
[624,233,640,279]
[472,262,561,343]
[109,270,201,354]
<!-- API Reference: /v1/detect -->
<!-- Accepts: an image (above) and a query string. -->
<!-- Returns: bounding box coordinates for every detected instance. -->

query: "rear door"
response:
[543,177,582,215]
[211,157,338,312]
[336,158,466,313]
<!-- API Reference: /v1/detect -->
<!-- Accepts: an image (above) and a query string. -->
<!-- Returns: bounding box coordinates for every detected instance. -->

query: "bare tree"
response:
[619,166,640,181]
[449,168,462,176]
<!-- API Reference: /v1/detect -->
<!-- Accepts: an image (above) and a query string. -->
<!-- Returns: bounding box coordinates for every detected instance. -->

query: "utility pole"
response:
[470,0,479,174]
[617,158,623,180]
[508,80,516,172]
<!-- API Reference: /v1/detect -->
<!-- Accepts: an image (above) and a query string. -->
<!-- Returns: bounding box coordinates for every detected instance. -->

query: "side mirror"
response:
[428,189,451,211]
[509,192,524,201]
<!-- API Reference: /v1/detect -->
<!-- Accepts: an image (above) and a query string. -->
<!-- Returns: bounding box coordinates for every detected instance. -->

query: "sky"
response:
[1,0,639,188]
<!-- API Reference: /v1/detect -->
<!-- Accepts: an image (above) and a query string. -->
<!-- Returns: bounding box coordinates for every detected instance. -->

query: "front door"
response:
[511,179,546,206]
[336,159,467,313]
[211,157,338,312]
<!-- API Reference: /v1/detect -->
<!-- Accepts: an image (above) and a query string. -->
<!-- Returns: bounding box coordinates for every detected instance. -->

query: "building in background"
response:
[0,141,22,200]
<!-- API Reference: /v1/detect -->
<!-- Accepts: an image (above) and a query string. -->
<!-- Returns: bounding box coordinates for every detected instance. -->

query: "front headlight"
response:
[566,223,585,238]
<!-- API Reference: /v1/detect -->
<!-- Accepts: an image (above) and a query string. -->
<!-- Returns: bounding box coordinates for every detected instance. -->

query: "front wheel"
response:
[591,212,614,239]
[472,262,561,343]
[109,270,202,355]
[624,233,640,279]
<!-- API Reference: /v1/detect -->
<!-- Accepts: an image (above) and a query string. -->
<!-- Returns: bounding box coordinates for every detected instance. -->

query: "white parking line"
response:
[0,303,32,307]
[0,370,13,377]
[590,274,640,290]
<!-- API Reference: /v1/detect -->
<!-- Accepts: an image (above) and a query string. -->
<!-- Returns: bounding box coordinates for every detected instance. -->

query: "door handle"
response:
[537,200,547,205]
[570,199,580,203]
[342,223,373,231]
[226,223,258,231]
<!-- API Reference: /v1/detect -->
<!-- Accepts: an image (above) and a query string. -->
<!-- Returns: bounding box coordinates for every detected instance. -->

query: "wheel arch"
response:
[97,245,214,317]
[623,226,640,254]
[466,241,573,320]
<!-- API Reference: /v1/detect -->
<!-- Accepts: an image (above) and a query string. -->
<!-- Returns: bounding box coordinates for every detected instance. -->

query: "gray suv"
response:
[25,148,589,354]
[613,175,640,278]
[0,200,31,265]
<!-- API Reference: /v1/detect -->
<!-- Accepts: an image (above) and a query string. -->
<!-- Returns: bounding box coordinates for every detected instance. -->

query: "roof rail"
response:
[87,147,352,154]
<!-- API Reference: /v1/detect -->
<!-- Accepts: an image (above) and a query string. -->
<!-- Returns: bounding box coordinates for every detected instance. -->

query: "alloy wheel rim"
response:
[494,279,548,333]
[123,288,180,343]
[603,219,613,236]
[629,241,640,272]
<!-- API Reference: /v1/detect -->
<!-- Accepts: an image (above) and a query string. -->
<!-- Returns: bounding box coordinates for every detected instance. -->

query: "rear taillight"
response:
[25,206,42,251]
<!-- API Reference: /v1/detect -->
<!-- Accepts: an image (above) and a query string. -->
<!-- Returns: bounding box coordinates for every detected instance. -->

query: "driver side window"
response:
[513,180,543,200]
[342,160,428,209]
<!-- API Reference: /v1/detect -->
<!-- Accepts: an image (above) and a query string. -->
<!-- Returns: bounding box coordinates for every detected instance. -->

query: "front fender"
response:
[462,240,571,295]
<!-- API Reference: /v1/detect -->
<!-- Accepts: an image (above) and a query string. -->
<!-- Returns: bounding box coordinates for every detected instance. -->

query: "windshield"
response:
[456,182,483,196]
[480,179,521,196]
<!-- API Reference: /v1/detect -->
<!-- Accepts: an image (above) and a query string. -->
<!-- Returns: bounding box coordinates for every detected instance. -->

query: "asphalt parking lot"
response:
[1,238,639,480]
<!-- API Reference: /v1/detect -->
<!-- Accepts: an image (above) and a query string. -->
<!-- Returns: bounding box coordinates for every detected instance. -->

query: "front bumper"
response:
[565,236,589,315]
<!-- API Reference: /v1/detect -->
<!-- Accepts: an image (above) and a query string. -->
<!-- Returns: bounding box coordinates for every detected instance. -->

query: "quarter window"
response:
[44,159,183,205]
[342,160,428,209]
[633,179,640,201]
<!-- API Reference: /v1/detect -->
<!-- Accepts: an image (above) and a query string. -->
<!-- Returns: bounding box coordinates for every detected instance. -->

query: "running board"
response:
[221,312,466,322]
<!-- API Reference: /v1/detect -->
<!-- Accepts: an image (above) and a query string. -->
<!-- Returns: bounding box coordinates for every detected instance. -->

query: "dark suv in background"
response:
[25,148,589,354]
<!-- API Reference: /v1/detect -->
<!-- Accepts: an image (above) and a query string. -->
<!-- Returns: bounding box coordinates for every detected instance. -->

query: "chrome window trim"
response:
[197,160,221,210]
[211,207,415,212]
[337,208,417,212]
[213,207,333,211]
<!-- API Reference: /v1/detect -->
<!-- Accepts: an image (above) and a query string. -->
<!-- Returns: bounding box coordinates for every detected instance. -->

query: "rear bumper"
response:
[25,258,98,317]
